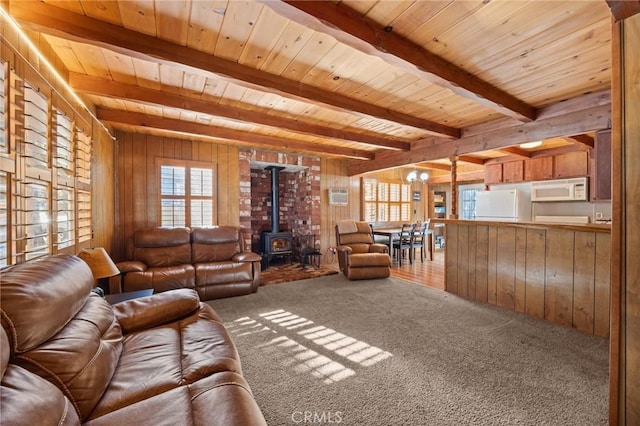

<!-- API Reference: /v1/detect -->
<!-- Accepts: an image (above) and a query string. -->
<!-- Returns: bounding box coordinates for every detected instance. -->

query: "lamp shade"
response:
[77,247,120,279]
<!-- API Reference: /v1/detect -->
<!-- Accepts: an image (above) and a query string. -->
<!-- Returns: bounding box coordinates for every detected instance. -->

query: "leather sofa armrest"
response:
[336,245,353,255]
[369,243,389,254]
[113,288,201,334]
[232,252,261,262]
[116,260,147,273]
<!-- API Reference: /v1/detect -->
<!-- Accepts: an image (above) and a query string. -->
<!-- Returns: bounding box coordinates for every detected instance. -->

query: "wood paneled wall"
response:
[444,221,610,337]
[114,132,240,261]
[320,158,360,261]
[90,123,116,252]
[611,12,640,424]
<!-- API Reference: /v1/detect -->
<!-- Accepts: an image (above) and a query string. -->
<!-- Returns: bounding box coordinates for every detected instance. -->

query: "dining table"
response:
[372,227,434,261]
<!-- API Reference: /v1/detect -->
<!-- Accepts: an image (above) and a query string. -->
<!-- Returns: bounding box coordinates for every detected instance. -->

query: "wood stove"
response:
[260,165,293,269]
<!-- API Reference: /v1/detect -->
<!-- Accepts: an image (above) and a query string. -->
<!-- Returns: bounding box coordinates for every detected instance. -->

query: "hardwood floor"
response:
[390,248,445,290]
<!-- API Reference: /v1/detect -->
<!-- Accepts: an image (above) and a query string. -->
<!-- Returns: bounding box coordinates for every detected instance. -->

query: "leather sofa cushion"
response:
[0,255,93,352]
[89,304,242,419]
[123,265,195,293]
[14,295,123,420]
[85,372,266,426]
[134,227,192,267]
[348,252,391,268]
[192,226,243,263]
[1,364,81,426]
[195,262,253,286]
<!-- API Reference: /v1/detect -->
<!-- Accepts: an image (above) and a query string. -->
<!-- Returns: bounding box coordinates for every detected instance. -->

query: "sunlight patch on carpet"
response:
[224,309,393,385]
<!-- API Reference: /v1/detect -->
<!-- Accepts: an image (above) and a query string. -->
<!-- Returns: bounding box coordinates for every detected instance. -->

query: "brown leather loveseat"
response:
[0,254,267,425]
[116,226,261,300]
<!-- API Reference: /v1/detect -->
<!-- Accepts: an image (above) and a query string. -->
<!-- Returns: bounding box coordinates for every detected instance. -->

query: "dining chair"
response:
[393,223,415,266]
[411,220,429,263]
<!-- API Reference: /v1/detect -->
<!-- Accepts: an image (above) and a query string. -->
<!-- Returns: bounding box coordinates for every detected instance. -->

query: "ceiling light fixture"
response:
[407,170,429,183]
[519,141,543,149]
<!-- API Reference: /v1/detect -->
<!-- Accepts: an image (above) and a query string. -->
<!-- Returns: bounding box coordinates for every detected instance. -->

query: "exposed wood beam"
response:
[415,162,451,172]
[261,0,536,122]
[529,144,591,159]
[606,0,640,21]
[428,170,485,184]
[566,134,595,148]
[69,73,410,151]
[347,103,611,175]
[498,147,532,158]
[9,1,459,138]
[96,108,374,160]
[458,155,487,165]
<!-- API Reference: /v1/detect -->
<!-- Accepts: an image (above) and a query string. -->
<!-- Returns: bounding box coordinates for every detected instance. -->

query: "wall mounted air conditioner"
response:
[329,188,348,206]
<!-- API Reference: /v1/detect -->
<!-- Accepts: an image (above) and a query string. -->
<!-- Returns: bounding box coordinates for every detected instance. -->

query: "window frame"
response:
[362,177,412,223]
[157,158,217,227]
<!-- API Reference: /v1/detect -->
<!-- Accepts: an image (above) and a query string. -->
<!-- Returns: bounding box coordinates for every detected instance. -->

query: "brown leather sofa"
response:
[0,254,267,425]
[335,220,391,280]
[116,226,261,300]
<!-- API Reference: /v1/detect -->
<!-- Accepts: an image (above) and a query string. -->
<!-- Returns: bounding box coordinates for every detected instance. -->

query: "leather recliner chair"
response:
[335,220,391,280]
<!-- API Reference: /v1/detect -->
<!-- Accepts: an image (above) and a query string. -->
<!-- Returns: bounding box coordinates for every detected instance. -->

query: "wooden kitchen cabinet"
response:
[484,163,502,184]
[591,129,611,201]
[554,151,589,178]
[502,160,524,182]
[525,156,554,181]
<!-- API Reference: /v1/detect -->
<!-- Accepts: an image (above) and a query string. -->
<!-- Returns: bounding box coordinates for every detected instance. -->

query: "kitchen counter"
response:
[438,219,610,337]
[434,218,611,233]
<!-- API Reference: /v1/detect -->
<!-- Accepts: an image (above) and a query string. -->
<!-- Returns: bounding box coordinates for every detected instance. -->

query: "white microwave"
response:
[531,177,588,202]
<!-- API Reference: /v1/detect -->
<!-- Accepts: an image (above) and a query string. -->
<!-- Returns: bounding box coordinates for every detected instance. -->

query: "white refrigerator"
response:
[475,189,531,222]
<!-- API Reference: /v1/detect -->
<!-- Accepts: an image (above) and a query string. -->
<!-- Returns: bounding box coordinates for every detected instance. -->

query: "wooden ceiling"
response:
[4,0,615,175]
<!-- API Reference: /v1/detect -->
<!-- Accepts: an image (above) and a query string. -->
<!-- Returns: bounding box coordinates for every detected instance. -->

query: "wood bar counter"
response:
[439,219,611,338]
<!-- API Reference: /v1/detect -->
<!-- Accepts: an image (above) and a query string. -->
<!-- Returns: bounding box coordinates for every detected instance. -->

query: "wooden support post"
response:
[449,156,458,219]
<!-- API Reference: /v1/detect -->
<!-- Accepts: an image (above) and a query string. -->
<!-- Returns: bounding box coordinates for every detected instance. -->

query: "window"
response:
[0,172,7,266]
[363,178,411,223]
[23,82,49,171]
[461,189,479,220]
[15,179,50,260]
[0,61,6,153]
[159,160,215,227]
[53,110,75,250]
[0,60,95,265]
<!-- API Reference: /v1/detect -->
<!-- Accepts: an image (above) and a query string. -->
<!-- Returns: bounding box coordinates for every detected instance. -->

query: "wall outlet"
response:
[595,212,604,220]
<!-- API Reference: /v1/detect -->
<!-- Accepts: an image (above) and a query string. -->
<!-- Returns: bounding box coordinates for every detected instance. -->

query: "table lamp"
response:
[77,247,120,295]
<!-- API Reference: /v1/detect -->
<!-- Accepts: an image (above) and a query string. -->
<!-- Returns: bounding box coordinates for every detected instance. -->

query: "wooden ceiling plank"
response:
[238,5,289,70]
[117,1,157,37]
[214,1,264,62]
[260,21,316,75]
[70,73,410,150]
[262,0,537,122]
[347,103,611,175]
[10,1,458,138]
[155,1,191,45]
[185,1,226,53]
[97,107,374,160]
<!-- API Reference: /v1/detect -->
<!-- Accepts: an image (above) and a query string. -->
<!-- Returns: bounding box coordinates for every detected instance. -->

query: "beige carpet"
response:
[209,275,609,425]
[260,262,338,285]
